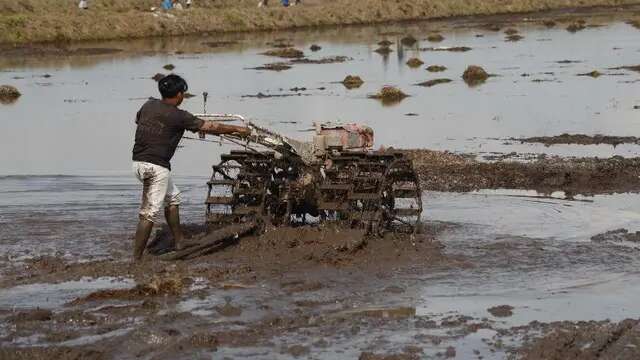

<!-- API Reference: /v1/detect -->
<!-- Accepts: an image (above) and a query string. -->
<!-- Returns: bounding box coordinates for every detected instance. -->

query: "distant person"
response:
[131,74,250,262]
[173,0,183,10]
[186,0,192,8]
[282,0,289,6]
[162,0,173,10]
[78,0,88,9]
[258,0,269,7]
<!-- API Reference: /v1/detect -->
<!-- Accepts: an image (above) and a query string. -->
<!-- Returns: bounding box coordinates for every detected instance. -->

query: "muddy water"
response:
[1,8,640,175]
[2,6,640,360]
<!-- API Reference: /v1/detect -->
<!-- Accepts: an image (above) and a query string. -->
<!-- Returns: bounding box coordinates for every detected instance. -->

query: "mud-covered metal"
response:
[202,118,422,235]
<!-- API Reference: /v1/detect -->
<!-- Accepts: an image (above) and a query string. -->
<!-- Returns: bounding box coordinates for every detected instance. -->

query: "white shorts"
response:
[133,161,182,222]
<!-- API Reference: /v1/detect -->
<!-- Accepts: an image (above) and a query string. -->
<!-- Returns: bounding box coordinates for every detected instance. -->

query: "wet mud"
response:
[406,149,640,195]
[290,56,351,64]
[261,48,305,59]
[415,78,452,87]
[591,228,640,243]
[517,318,640,359]
[247,62,292,71]
[0,46,123,59]
[462,65,490,86]
[4,6,640,360]
[514,133,640,147]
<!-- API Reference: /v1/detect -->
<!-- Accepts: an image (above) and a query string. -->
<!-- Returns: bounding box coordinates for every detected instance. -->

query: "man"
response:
[132,74,250,261]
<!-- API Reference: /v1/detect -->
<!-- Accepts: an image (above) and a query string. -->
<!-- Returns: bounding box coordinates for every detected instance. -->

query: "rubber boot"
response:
[133,217,154,261]
[165,205,184,250]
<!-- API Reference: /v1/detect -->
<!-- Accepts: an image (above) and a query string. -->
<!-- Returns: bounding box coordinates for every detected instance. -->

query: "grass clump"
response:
[368,86,408,105]
[406,58,424,68]
[0,85,21,104]
[426,33,444,42]
[462,65,489,86]
[566,22,586,32]
[341,75,364,89]
[262,47,305,58]
[426,65,447,72]
[400,35,417,46]
[505,34,524,42]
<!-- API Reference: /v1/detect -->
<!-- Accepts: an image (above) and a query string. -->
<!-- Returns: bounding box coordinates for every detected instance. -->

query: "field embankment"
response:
[1,0,639,45]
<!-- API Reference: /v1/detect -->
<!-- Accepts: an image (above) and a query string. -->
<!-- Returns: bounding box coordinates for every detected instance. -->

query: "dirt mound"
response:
[378,40,393,47]
[519,319,640,360]
[374,46,393,55]
[248,63,292,71]
[506,34,524,41]
[162,64,175,70]
[422,46,472,52]
[504,28,519,35]
[342,75,364,89]
[543,20,557,27]
[591,228,640,243]
[567,22,587,32]
[406,58,424,68]
[487,305,514,317]
[405,149,640,195]
[462,65,489,86]
[202,40,238,48]
[261,48,305,58]
[290,56,351,64]
[0,85,21,104]
[426,65,447,72]
[426,33,444,42]
[310,44,322,51]
[577,70,602,77]
[359,352,420,360]
[415,78,452,87]
[514,133,640,146]
[400,35,418,46]
[368,86,409,104]
[608,65,640,73]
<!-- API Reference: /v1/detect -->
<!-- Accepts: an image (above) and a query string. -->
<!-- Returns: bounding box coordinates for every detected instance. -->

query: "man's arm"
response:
[199,120,251,137]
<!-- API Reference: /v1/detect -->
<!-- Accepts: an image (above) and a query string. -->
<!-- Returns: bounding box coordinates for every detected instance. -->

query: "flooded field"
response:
[1,5,640,360]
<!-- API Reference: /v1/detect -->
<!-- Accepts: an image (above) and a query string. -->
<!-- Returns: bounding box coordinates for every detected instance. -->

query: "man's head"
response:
[158,74,188,106]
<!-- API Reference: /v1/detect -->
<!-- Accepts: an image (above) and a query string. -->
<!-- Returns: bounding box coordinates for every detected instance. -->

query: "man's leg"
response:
[133,216,154,261]
[133,162,170,261]
[164,176,184,250]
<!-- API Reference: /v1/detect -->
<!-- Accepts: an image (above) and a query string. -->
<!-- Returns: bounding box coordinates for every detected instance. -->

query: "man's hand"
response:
[199,120,251,137]
[234,126,252,138]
